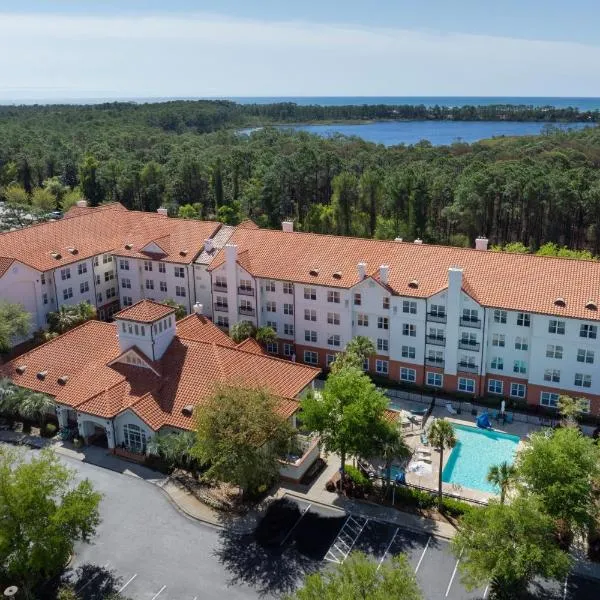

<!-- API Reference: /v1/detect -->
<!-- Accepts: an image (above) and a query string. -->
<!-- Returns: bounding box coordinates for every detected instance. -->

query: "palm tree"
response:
[163,299,187,321]
[487,461,517,504]
[380,429,410,496]
[47,302,95,334]
[230,321,256,343]
[18,390,55,427]
[428,419,457,508]
[148,431,199,477]
[345,336,375,363]
[255,326,277,346]
[0,377,20,416]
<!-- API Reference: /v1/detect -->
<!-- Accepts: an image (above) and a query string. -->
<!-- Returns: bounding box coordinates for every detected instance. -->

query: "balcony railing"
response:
[460,317,481,329]
[425,357,445,368]
[238,287,254,296]
[214,282,227,291]
[426,335,446,346]
[238,306,256,316]
[458,341,481,352]
[213,303,229,313]
[426,313,447,324]
[457,362,478,374]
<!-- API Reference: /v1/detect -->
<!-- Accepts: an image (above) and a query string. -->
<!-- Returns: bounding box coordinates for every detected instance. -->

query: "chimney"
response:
[76,200,87,208]
[475,237,489,251]
[193,303,203,315]
[357,262,367,280]
[157,207,168,216]
[414,238,423,244]
[394,237,403,242]
[282,221,294,233]
[225,243,238,264]
[204,238,214,253]
[379,265,389,285]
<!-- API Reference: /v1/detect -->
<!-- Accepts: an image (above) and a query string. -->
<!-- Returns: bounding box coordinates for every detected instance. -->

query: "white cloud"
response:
[0,12,598,98]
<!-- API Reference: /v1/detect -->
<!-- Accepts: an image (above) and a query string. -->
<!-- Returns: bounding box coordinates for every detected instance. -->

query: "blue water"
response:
[441,424,520,494]
[244,121,593,147]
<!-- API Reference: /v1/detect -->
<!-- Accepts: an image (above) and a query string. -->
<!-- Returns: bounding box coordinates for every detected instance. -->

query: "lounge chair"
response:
[505,412,513,424]
[446,402,457,415]
[420,433,429,446]
[416,446,431,455]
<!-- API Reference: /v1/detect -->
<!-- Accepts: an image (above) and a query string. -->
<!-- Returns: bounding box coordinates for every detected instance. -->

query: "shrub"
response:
[345,464,372,489]
[392,485,437,510]
[42,423,57,438]
[440,496,474,518]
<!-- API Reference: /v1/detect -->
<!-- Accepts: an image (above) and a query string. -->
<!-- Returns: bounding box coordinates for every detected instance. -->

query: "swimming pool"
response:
[441,423,520,494]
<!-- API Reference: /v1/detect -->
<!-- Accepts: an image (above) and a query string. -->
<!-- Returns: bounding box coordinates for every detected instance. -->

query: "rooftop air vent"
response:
[408,279,419,289]
[414,239,423,244]
[57,375,69,385]
[15,365,26,375]
[332,271,342,279]
[51,252,62,260]
[586,300,598,311]
[36,370,48,381]
[67,247,78,255]
[554,297,566,307]
[309,268,319,277]
[181,405,194,417]
[125,243,133,250]
[179,249,188,257]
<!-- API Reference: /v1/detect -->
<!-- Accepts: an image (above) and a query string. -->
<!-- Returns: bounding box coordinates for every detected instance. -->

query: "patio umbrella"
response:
[500,400,506,415]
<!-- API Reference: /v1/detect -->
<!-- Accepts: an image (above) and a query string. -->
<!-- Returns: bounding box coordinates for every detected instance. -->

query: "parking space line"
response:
[563,574,568,600]
[445,555,461,597]
[377,527,399,571]
[415,536,431,574]
[76,561,110,593]
[151,585,166,600]
[343,517,369,560]
[118,573,137,593]
[483,583,489,598]
[281,502,312,546]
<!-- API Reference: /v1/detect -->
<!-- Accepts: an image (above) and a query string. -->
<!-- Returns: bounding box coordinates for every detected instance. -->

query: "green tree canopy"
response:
[230,321,256,343]
[47,302,96,334]
[162,298,187,321]
[486,461,517,505]
[0,301,31,353]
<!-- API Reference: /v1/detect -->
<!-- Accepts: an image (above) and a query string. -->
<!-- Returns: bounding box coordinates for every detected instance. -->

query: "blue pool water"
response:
[442,424,520,494]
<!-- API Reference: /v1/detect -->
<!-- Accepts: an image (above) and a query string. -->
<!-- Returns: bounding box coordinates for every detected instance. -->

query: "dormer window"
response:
[586,300,597,311]
[15,365,26,374]
[554,297,566,307]
[409,280,419,289]
[309,268,319,277]
[125,243,133,250]
[37,370,48,380]
[333,271,342,279]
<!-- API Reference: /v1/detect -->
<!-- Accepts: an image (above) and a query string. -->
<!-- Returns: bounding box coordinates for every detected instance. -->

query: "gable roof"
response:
[176,312,235,346]
[235,338,267,355]
[0,257,15,278]
[114,300,175,323]
[209,227,600,321]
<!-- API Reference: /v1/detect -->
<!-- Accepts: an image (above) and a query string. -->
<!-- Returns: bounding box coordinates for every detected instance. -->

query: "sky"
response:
[0,0,599,99]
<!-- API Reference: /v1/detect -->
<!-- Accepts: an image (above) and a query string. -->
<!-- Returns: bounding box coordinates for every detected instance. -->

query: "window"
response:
[266,342,278,354]
[93,256,99,267]
[462,308,478,322]
[80,281,89,294]
[430,304,446,318]
[458,378,475,393]
[122,296,132,307]
[160,281,167,292]
[284,323,294,336]
[266,301,276,313]
[95,275,101,285]
[362,358,369,371]
[97,292,103,303]
[119,259,129,271]
[513,360,527,374]
[488,379,503,395]
[239,279,253,292]
[104,270,114,282]
[283,282,293,294]
[40,273,46,285]
[327,290,340,303]
[403,300,417,314]
[304,330,317,343]
[304,287,316,300]
[494,310,507,324]
[515,337,528,351]
[401,323,414,336]
[106,287,116,299]
[460,354,476,368]
[377,338,389,352]
[61,268,71,280]
[265,280,276,292]
[304,308,317,322]
[517,312,531,327]
[379,317,390,330]
[580,324,598,339]
[174,266,184,278]
[382,297,390,310]
[402,345,416,359]
[577,349,595,364]
[543,369,561,383]
[121,278,131,289]
[328,334,341,347]
[215,315,229,327]
[461,332,477,347]
[304,351,318,365]
[492,334,505,347]
[353,293,361,306]
[123,423,146,454]
[215,296,228,310]
[157,262,165,274]
[510,383,526,398]
[428,327,444,340]
[326,354,336,367]
[284,303,293,315]
[63,287,73,300]
[426,372,443,387]
[376,359,389,375]
[175,285,186,297]
[400,367,416,382]
[427,349,443,364]
[283,343,294,356]
[42,293,48,305]
[357,313,369,327]
[77,263,87,275]
[548,319,565,335]
[103,254,112,264]
[540,392,560,408]
[490,357,504,371]
[575,373,592,388]
[546,344,563,359]
[327,312,340,325]
[240,299,252,312]
[144,261,153,272]
[145,279,154,290]
[215,275,227,289]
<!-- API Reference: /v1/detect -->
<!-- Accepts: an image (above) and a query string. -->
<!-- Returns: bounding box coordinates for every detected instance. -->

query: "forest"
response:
[1,100,600,253]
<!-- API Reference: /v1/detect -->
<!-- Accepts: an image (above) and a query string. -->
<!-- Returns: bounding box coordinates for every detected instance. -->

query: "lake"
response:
[265,121,593,147]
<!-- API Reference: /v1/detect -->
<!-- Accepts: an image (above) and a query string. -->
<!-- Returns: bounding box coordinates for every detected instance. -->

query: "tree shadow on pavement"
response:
[61,563,126,600]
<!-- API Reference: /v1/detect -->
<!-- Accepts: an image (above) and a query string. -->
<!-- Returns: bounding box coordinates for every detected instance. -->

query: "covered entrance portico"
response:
[75,413,116,449]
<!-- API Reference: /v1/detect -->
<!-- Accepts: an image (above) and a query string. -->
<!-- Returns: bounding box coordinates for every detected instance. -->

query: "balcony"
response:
[214,282,227,291]
[426,313,447,324]
[460,317,481,329]
[238,306,256,316]
[426,335,446,347]
[213,303,229,313]
[457,362,478,374]
[425,357,445,368]
[238,286,254,296]
[458,341,480,352]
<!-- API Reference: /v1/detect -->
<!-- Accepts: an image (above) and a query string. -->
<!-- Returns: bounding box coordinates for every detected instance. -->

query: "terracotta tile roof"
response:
[1,320,320,432]
[0,203,222,273]
[63,204,101,219]
[176,313,235,346]
[114,300,175,323]
[210,228,600,321]
[235,338,267,355]
[0,257,14,278]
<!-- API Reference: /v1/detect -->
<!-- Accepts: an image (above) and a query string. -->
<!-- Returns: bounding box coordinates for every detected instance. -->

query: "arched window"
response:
[123,423,146,453]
